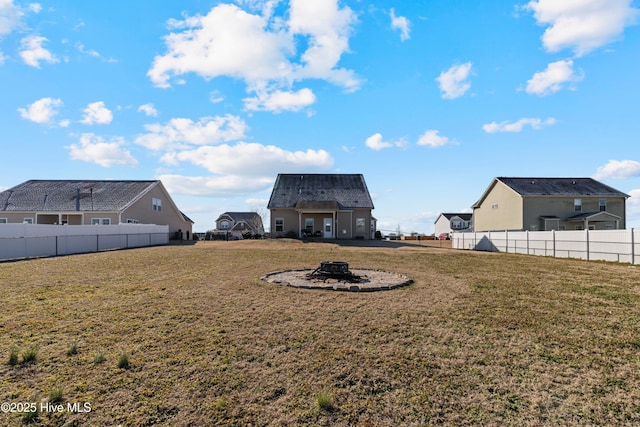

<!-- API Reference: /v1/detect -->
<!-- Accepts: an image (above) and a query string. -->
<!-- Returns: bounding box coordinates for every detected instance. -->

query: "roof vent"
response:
[531,180,535,184]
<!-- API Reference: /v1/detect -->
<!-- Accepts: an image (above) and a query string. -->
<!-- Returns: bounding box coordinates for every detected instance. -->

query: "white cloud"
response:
[0,50,6,64]
[628,189,640,205]
[67,133,138,167]
[75,42,100,58]
[436,62,472,99]
[80,101,113,125]
[17,97,62,124]
[135,115,248,151]
[525,59,584,96]
[147,1,360,110]
[593,160,640,180]
[244,87,316,112]
[417,130,452,147]
[524,0,639,57]
[137,103,159,117]
[482,117,556,133]
[28,3,41,13]
[0,0,23,35]
[365,133,406,151]
[390,8,410,41]
[19,35,58,68]
[161,141,334,176]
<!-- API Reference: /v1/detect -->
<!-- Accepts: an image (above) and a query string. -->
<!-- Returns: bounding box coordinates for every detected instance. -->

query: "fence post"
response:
[526,230,530,255]
[552,230,556,258]
[585,229,590,261]
[505,230,508,253]
[631,228,635,265]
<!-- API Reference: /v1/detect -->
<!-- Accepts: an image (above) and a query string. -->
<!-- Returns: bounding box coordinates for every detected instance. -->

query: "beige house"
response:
[472,177,629,232]
[0,180,193,238]
[267,174,376,239]
[214,212,265,239]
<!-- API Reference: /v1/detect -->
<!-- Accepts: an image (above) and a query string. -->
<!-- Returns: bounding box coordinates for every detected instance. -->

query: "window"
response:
[127,219,139,224]
[92,218,111,225]
[152,198,162,211]
[0,218,7,224]
[275,218,284,232]
[575,225,584,230]
[451,219,463,229]
[220,220,230,230]
[356,218,365,233]
[23,218,33,224]
[574,199,582,212]
[559,225,566,231]
[305,218,314,232]
[491,203,499,209]
[599,199,607,212]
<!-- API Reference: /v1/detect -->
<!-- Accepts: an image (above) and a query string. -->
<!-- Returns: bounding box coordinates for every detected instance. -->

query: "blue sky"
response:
[1,0,639,234]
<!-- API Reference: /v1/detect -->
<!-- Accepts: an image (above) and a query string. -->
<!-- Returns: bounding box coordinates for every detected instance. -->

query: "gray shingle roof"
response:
[498,177,629,197]
[440,213,473,221]
[267,174,374,209]
[0,180,158,212]
[216,212,263,223]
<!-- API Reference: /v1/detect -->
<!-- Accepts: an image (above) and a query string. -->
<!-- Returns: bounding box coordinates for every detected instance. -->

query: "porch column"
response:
[298,211,302,238]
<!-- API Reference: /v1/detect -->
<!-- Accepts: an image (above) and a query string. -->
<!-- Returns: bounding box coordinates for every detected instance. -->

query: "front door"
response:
[323,218,333,239]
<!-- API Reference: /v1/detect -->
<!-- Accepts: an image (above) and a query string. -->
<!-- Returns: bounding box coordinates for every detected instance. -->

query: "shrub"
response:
[117,352,130,369]
[8,347,19,366]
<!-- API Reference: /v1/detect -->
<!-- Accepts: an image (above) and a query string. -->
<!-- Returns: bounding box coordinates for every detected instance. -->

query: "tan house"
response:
[0,180,193,238]
[472,177,629,232]
[267,174,376,239]
[214,212,265,239]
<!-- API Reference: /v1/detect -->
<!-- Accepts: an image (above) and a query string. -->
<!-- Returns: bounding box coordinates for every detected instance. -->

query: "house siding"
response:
[121,185,192,236]
[473,181,523,231]
[524,196,626,230]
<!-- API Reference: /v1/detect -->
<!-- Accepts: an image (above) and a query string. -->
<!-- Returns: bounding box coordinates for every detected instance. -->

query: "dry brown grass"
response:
[1,239,640,426]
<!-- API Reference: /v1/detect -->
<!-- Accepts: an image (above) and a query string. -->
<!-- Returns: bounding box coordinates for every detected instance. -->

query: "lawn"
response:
[1,239,640,426]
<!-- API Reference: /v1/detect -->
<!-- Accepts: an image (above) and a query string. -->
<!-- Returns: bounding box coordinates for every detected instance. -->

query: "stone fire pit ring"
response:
[261,268,413,292]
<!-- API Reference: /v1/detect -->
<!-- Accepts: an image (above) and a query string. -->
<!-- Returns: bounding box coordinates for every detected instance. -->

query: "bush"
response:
[117,352,130,369]
[317,391,335,412]
[93,350,106,364]
[8,347,19,366]
[21,347,38,365]
[67,341,78,356]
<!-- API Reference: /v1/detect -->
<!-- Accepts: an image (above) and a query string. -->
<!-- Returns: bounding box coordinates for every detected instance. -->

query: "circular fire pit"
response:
[261,261,413,292]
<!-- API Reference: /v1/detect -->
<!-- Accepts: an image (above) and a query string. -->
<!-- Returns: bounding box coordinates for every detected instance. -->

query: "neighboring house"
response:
[472,177,629,232]
[267,174,376,239]
[214,212,264,239]
[0,180,193,238]
[434,213,473,237]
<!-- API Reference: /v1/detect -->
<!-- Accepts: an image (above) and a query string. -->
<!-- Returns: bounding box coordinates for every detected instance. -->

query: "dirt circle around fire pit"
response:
[261,269,413,292]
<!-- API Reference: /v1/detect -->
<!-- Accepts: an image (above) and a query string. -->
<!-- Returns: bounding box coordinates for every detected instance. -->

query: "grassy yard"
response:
[1,239,640,426]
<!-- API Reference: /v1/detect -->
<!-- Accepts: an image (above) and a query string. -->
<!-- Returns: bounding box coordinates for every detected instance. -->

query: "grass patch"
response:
[20,346,38,365]
[49,387,64,404]
[7,346,19,366]
[66,340,78,356]
[316,391,335,412]
[1,240,640,425]
[93,350,106,364]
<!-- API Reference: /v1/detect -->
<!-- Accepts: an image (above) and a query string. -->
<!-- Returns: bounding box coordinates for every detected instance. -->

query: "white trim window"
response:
[92,218,111,225]
[599,199,607,212]
[152,198,162,211]
[574,199,582,212]
[356,217,365,233]
[0,218,7,224]
[275,218,284,232]
[219,220,230,230]
[23,218,34,224]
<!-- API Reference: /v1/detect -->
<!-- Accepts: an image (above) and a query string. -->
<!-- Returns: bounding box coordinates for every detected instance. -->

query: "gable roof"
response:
[473,177,629,208]
[267,174,374,210]
[0,180,159,212]
[437,213,473,222]
[216,212,263,224]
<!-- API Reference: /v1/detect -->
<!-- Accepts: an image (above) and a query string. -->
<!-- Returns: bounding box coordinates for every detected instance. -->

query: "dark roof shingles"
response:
[499,177,629,197]
[267,174,374,209]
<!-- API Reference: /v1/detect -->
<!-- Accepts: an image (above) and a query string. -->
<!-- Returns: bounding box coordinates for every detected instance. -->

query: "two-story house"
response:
[434,213,473,238]
[472,177,629,232]
[267,174,376,239]
[213,212,264,239]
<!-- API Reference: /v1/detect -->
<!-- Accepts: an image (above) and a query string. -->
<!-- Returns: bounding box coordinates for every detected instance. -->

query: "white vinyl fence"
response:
[0,223,169,261]
[452,229,640,264]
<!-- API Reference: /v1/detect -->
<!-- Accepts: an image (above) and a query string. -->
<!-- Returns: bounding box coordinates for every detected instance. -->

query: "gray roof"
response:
[267,174,374,210]
[0,180,158,212]
[440,213,473,221]
[216,212,263,224]
[498,177,629,197]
